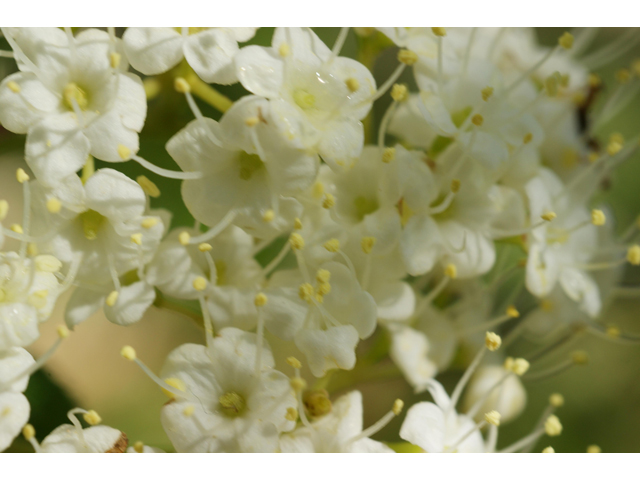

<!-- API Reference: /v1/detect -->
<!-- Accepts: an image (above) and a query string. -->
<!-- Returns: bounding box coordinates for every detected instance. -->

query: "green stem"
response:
[185,72,233,113]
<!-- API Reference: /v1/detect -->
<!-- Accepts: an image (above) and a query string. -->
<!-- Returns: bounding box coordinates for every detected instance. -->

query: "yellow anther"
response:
[0,200,8,221]
[607,139,623,156]
[289,232,305,250]
[346,77,360,93]
[198,243,212,252]
[558,32,574,49]
[361,236,376,254]
[549,393,564,408]
[316,269,331,284]
[523,133,533,145]
[106,290,119,307]
[10,224,23,234]
[285,407,298,421]
[610,133,624,145]
[606,325,621,338]
[484,410,501,426]
[299,283,315,303]
[16,168,29,184]
[287,356,302,369]
[572,351,589,365]
[444,263,457,279]
[130,233,143,245]
[83,410,102,426]
[46,197,62,214]
[183,405,195,417]
[471,114,484,127]
[512,358,530,376]
[141,218,159,229]
[163,377,186,399]
[57,325,70,339]
[450,179,461,193]
[193,276,208,291]
[506,305,520,318]
[615,68,631,84]
[121,345,136,361]
[316,282,331,296]
[322,193,335,209]
[143,77,162,100]
[290,377,307,393]
[109,52,121,69]
[587,445,601,453]
[544,415,563,436]
[117,144,131,160]
[245,116,259,127]
[263,209,275,222]
[254,292,268,307]
[591,209,606,226]
[481,86,494,102]
[22,424,35,440]
[7,81,21,93]
[398,49,418,66]
[542,446,555,453]
[504,357,514,371]
[179,231,191,246]
[588,73,601,87]
[545,74,559,97]
[323,238,340,252]
[294,217,303,230]
[382,147,396,163]
[35,255,62,273]
[312,181,325,199]
[63,82,88,110]
[136,175,160,198]
[485,331,502,351]
[174,77,191,94]
[392,399,404,416]
[304,390,332,417]
[391,83,408,102]
[626,245,640,265]
[27,244,38,256]
[278,43,290,57]
[431,27,447,37]
[133,441,145,453]
[541,211,557,222]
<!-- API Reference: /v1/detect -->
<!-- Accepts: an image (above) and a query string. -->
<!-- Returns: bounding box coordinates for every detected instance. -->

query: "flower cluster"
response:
[0,26,639,453]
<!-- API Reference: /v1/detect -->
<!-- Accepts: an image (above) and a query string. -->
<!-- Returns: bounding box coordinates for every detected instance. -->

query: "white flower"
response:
[280,391,394,453]
[524,168,603,317]
[31,169,164,286]
[262,261,377,377]
[0,252,61,349]
[399,379,484,453]
[0,28,146,186]
[123,28,258,84]
[235,27,375,170]
[166,100,316,239]
[39,414,128,453]
[160,328,296,452]
[146,226,264,331]
[0,347,34,452]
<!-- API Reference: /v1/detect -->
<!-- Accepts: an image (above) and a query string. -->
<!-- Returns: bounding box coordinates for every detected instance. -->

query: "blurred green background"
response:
[1,28,639,453]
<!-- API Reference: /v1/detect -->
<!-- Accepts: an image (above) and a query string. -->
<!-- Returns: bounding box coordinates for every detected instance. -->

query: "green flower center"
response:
[218,391,247,417]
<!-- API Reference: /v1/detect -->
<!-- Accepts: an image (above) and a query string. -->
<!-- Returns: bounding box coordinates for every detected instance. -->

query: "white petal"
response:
[104,281,156,326]
[185,30,239,84]
[317,118,364,171]
[235,45,284,98]
[122,28,184,76]
[295,325,359,377]
[399,402,445,452]
[64,286,105,328]
[84,168,146,221]
[0,393,30,452]
[0,303,39,350]
[0,73,57,133]
[559,268,601,317]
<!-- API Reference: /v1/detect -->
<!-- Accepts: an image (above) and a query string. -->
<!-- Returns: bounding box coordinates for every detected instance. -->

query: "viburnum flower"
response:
[0,28,146,186]
[235,27,376,171]
[158,328,296,452]
[262,261,377,377]
[280,391,395,453]
[0,347,35,451]
[0,252,61,349]
[146,225,264,331]
[166,97,317,240]
[123,28,258,84]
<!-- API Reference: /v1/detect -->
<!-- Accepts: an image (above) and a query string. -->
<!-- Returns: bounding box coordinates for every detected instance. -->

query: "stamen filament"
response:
[132,155,203,180]
[188,210,237,244]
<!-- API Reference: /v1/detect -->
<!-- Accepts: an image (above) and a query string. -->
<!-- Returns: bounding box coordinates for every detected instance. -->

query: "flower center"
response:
[353,196,379,222]
[238,152,264,181]
[293,89,316,110]
[79,209,106,240]
[218,391,247,417]
[63,82,89,111]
